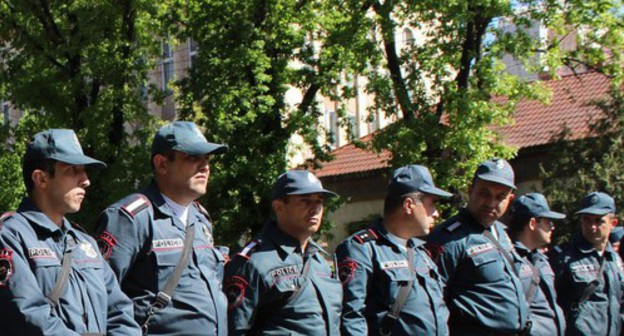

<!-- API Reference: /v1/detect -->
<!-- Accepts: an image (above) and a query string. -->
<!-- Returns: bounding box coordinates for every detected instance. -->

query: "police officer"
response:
[95,121,228,335]
[427,158,530,335]
[336,164,451,335]
[608,226,624,254]
[224,170,343,335]
[507,193,566,336]
[0,129,140,335]
[550,192,624,336]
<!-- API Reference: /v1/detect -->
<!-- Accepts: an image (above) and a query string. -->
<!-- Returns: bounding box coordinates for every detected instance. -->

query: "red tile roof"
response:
[315,134,392,178]
[316,72,611,178]
[499,71,610,148]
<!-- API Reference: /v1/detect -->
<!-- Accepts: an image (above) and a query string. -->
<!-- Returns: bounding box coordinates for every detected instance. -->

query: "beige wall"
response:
[325,198,384,254]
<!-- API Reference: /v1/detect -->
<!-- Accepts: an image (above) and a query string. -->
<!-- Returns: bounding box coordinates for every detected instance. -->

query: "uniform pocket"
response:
[153,250,181,267]
[470,251,507,282]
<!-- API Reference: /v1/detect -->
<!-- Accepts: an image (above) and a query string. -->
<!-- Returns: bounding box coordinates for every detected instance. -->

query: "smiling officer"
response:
[0,129,140,335]
[224,170,343,335]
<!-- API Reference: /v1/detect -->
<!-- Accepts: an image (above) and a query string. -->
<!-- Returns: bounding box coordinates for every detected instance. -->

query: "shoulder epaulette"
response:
[352,228,378,244]
[120,194,150,219]
[236,239,262,260]
[194,201,212,221]
[446,221,462,233]
[0,211,14,228]
[0,212,14,221]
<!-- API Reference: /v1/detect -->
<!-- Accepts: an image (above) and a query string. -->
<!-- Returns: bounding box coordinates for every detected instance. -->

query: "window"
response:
[188,38,198,67]
[2,101,9,125]
[162,41,174,94]
[327,110,337,147]
[402,28,415,48]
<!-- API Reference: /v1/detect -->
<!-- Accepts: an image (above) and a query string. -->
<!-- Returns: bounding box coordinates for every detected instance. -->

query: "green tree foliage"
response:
[172,0,345,244]
[324,0,623,204]
[166,0,624,246]
[0,0,166,226]
[542,86,624,243]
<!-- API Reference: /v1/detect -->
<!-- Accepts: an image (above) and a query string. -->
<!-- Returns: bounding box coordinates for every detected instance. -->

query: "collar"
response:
[374,219,425,250]
[262,220,326,257]
[573,232,617,259]
[161,193,190,224]
[142,181,186,230]
[513,239,531,257]
[17,198,80,241]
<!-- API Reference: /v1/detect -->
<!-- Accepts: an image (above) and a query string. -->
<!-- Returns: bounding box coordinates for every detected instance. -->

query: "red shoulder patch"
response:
[338,258,359,285]
[0,248,13,286]
[96,231,118,260]
[224,275,248,310]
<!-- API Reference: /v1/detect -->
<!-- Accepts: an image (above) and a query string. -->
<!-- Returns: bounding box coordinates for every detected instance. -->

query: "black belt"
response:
[449,320,532,336]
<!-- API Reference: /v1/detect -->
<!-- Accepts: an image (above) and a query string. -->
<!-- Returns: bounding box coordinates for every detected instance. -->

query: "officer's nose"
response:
[432,207,440,219]
[80,176,90,189]
[79,171,90,188]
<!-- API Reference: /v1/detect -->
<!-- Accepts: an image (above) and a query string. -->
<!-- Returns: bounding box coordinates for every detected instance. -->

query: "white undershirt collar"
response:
[161,193,190,226]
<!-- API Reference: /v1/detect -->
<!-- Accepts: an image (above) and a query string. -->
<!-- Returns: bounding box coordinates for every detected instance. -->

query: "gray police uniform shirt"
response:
[551,233,624,336]
[224,221,343,336]
[95,181,228,336]
[336,219,449,336]
[0,198,140,335]
[427,208,530,335]
[512,240,565,336]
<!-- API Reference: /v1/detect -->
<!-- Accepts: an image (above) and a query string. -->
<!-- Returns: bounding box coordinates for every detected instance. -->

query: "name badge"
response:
[467,243,494,256]
[152,238,184,250]
[381,260,409,270]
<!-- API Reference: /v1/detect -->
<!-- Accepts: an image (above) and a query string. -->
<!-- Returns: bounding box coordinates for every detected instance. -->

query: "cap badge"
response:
[590,195,598,204]
[495,160,505,170]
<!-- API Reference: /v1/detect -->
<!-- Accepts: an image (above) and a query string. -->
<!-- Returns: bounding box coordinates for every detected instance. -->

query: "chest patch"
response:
[381,260,409,270]
[79,242,98,258]
[467,243,494,257]
[152,238,184,251]
[269,265,300,279]
[571,263,596,274]
[28,247,57,260]
[519,263,533,277]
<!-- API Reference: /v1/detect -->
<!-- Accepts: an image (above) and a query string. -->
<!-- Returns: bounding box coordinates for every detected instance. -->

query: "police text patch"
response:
[467,243,494,256]
[269,265,300,279]
[381,260,409,270]
[28,247,57,259]
[571,263,596,274]
[152,238,184,251]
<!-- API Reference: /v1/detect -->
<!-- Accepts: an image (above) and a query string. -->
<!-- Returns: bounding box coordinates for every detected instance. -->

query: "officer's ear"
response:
[31,169,49,190]
[152,154,170,175]
[272,198,284,214]
[609,215,619,228]
[528,217,538,232]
